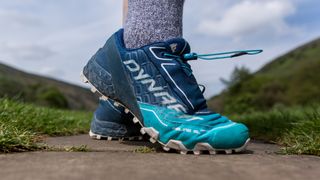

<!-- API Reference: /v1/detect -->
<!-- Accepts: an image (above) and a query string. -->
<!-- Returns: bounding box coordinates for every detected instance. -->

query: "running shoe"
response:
[81,29,262,154]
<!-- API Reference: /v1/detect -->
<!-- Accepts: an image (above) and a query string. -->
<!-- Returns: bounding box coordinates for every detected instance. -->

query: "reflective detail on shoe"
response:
[139,107,168,127]
[160,63,194,110]
[149,47,172,61]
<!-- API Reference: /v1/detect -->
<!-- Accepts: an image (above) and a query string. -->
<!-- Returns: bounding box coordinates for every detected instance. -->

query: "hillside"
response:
[208,37,320,114]
[0,63,98,110]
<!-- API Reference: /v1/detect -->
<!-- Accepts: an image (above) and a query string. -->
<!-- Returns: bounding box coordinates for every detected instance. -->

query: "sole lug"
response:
[140,128,146,135]
[149,138,157,144]
[209,150,217,155]
[235,138,250,152]
[194,143,214,151]
[96,135,101,140]
[193,150,201,155]
[180,150,188,155]
[90,87,97,93]
[165,140,188,151]
[141,127,159,140]
[100,96,109,101]
[80,73,89,83]
[133,117,139,124]
[163,147,170,151]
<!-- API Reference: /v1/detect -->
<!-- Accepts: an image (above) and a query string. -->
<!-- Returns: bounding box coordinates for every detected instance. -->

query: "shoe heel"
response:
[82,35,143,124]
[82,59,116,98]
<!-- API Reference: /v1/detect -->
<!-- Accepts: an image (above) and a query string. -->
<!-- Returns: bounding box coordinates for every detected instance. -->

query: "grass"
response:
[231,105,320,156]
[0,98,92,153]
[45,145,90,152]
[134,146,156,153]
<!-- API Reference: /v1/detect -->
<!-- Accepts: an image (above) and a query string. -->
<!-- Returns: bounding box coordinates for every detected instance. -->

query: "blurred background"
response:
[0,0,319,98]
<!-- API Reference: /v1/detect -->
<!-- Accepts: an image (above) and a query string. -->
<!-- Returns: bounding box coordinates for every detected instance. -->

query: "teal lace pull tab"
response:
[183,53,198,60]
[183,49,263,61]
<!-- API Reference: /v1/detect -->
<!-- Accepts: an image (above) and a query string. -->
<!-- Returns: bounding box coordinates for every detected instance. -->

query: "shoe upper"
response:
[90,99,140,137]
[114,29,209,115]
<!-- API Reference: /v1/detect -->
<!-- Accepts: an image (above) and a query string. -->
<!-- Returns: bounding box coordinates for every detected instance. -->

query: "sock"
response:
[124,0,185,49]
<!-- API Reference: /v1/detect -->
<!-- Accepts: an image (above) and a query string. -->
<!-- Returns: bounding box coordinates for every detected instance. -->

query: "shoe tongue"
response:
[161,38,209,114]
[165,38,191,55]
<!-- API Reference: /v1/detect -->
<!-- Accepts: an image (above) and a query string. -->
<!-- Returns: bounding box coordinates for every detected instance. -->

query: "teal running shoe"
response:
[81,29,262,154]
[88,98,142,141]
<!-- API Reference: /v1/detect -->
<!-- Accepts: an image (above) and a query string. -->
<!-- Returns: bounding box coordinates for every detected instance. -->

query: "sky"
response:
[0,0,319,98]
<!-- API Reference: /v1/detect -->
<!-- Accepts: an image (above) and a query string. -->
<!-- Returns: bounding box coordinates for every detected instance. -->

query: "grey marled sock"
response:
[124,0,185,49]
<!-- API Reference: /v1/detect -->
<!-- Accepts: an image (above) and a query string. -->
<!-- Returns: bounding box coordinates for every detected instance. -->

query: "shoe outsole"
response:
[81,72,250,155]
[89,130,143,141]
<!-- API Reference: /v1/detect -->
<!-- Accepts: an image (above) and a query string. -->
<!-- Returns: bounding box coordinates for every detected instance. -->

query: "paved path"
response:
[0,135,319,180]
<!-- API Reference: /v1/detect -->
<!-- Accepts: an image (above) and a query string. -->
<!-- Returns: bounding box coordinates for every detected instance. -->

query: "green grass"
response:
[231,106,320,156]
[46,145,90,152]
[134,146,156,153]
[0,98,92,153]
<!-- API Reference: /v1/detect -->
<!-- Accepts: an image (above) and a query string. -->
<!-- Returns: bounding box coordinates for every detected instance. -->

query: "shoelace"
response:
[164,49,263,61]
[164,49,263,93]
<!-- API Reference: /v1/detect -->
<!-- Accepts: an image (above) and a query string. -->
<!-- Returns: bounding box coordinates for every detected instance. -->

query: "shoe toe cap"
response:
[210,123,249,150]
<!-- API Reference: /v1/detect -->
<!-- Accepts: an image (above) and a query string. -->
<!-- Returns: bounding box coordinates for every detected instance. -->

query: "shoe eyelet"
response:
[160,52,166,57]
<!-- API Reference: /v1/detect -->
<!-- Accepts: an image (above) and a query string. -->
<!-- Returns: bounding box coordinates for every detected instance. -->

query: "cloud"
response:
[0,43,56,61]
[0,9,43,29]
[197,0,296,38]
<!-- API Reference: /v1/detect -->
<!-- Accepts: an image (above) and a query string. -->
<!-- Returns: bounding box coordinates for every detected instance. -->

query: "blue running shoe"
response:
[88,98,142,141]
[82,29,262,154]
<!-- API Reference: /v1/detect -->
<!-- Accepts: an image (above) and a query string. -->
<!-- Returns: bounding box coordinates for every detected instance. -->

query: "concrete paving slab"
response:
[0,135,319,180]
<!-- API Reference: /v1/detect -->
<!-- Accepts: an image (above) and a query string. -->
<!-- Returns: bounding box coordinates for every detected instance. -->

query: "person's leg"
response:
[123,0,185,48]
